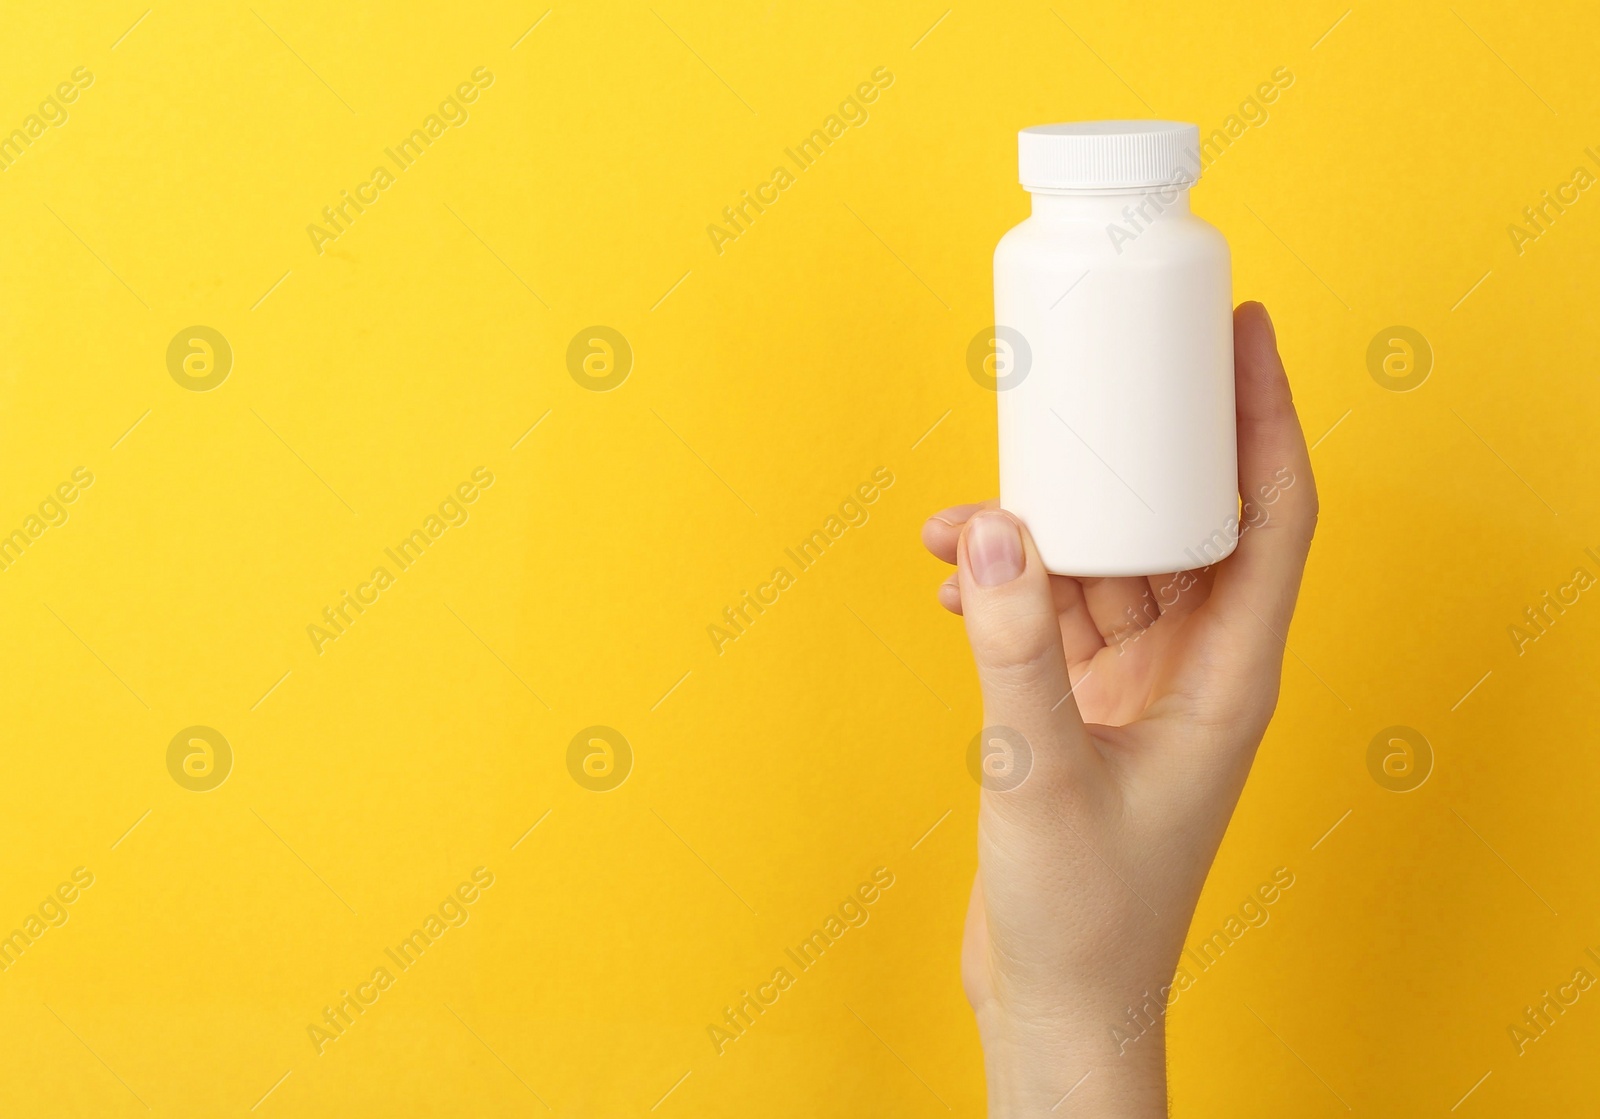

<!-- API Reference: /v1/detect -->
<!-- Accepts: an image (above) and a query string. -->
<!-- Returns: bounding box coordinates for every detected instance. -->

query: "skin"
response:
[921,303,1318,1115]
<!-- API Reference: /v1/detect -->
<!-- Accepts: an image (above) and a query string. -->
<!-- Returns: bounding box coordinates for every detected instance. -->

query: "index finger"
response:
[1208,302,1319,642]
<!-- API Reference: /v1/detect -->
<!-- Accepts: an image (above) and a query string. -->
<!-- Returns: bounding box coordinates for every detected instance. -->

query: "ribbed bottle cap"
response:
[1018,120,1201,191]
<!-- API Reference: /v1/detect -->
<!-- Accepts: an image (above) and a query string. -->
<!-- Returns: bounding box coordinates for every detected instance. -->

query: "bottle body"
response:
[995,186,1237,576]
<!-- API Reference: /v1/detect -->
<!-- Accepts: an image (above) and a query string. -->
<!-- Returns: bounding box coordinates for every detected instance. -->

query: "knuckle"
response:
[970,611,1060,683]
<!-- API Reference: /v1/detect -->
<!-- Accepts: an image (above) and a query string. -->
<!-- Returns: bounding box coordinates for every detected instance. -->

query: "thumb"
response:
[957,511,1095,792]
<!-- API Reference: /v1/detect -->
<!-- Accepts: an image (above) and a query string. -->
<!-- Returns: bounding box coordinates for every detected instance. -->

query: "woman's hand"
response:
[922,302,1317,1116]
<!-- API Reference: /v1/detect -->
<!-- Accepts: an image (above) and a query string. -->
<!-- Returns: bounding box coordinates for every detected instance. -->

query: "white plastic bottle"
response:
[993,121,1236,576]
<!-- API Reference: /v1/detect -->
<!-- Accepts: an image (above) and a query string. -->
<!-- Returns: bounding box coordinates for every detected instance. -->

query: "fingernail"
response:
[937,575,961,612]
[967,513,1024,586]
[931,503,983,528]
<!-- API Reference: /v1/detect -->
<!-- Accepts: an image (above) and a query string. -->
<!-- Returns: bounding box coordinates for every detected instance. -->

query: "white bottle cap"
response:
[1018,120,1201,192]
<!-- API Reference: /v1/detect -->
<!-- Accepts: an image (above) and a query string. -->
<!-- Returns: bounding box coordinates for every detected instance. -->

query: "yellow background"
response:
[1,1,1596,1115]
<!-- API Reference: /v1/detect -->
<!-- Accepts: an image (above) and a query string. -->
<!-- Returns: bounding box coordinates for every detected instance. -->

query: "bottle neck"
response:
[1029,185,1192,223]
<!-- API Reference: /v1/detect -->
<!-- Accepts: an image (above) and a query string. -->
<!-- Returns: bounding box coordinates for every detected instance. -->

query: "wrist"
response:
[978,1008,1168,1118]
